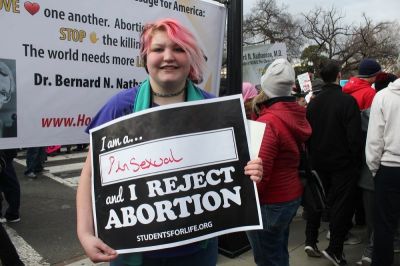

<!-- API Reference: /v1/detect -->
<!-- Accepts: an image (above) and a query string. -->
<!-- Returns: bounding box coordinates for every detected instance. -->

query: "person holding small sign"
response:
[76,18,263,266]
[248,58,311,266]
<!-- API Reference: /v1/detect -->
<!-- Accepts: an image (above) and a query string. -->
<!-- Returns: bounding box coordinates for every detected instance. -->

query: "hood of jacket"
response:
[342,76,376,110]
[386,78,400,95]
[342,77,373,94]
[257,99,311,144]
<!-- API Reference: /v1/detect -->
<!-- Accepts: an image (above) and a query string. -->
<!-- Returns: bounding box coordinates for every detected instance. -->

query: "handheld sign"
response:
[89,95,262,253]
[297,72,312,93]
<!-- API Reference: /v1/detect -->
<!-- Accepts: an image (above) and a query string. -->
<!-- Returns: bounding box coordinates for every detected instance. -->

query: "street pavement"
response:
[2,148,400,265]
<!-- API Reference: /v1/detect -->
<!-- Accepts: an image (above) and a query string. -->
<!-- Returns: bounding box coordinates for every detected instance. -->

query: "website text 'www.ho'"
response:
[41,114,92,128]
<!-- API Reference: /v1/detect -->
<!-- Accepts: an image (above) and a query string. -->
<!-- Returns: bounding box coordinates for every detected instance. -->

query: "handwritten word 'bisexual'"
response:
[108,148,183,174]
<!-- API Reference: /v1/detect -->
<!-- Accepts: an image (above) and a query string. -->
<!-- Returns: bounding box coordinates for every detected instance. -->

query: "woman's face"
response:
[146,31,191,91]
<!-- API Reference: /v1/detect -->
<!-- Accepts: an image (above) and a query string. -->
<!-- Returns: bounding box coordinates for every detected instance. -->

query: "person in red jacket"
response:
[342,58,381,110]
[247,58,311,266]
[343,59,382,265]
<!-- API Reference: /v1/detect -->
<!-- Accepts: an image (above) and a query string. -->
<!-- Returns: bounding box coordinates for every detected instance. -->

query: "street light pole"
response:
[225,0,243,95]
[214,1,251,258]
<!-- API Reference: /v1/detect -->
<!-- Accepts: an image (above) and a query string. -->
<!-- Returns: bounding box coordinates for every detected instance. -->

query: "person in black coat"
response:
[0,149,20,222]
[305,59,362,266]
[0,223,24,265]
[0,149,24,265]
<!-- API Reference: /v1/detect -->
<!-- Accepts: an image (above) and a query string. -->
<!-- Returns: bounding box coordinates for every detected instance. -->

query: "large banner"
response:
[0,0,226,148]
[242,43,287,86]
[90,95,262,253]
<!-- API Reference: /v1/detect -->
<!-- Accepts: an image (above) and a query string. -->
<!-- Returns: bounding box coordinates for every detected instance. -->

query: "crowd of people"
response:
[248,57,400,266]
[1,16,399,266]
[244,57,399,266]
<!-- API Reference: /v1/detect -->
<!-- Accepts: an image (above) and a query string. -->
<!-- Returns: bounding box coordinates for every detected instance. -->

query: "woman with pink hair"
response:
[242,82,258,101]
[242,82,258,118]
[76,18,263,266]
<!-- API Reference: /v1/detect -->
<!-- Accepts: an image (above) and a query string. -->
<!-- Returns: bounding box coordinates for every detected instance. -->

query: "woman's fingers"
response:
[82,235,118,263]
[245,157,263,183]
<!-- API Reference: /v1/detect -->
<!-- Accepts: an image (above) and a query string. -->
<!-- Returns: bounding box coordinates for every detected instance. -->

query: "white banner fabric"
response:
[0,0,226,148]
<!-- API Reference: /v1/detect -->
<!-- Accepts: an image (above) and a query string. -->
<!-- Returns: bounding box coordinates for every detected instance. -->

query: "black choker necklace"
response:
[152,86,185,98]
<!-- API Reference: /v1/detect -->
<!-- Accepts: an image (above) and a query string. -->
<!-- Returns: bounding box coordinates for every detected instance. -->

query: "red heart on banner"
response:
[24,1,40,16]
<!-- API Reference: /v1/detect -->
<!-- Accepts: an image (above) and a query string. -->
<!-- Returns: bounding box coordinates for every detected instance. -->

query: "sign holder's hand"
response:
[244,157,263,183]
[80,233,118,263]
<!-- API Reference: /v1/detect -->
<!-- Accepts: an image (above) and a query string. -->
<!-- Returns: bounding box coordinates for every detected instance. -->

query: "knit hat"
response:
[261,58,295,98]
[358,59,381,78]
[242,82,258,101]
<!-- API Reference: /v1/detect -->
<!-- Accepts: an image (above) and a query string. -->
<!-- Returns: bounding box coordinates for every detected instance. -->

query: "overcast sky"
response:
[243,0,400,25]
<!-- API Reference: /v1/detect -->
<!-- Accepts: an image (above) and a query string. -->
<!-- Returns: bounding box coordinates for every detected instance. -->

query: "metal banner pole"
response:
[226,0,243,95]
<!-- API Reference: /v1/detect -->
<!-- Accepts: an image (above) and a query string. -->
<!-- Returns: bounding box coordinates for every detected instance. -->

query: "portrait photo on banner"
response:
[0,58,17,138]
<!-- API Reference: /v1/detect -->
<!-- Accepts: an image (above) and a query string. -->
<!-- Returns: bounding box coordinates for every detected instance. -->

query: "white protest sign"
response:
[0,0,226,148]
[297,72,312,93]
[242,43,287,85]
[247,120,265,159]
[90,95,262,253]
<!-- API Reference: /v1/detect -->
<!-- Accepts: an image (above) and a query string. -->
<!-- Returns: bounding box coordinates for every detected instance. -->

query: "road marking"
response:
[4,224,49,265]
[10,151,90,265]
[42,162,84,174]
[14,155,84,189]
[46,152,87,162]
[42,172,80,189]
[15,151,87,164]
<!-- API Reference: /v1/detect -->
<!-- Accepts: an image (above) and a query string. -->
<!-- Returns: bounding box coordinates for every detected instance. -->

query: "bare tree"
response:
[345,15,400,72]
[301,6,352,59]
[300,7,400,76]
[243,0,303,59]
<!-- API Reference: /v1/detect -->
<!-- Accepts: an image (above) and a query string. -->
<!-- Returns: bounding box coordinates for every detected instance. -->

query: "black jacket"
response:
[0,149,17,161]
[0,149,16,173]
[306,83,362,172]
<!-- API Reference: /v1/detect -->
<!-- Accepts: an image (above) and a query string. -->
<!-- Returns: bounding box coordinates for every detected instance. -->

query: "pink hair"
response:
[140,18,205,84]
